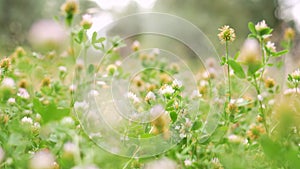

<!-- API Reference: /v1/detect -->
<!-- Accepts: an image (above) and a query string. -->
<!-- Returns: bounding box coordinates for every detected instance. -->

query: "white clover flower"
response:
[63,142,77,156]
[150,105,165,121]
[255,20,268,31]
[80,14,93,29]
[24,110,32,115]
[179,133,186,139]
[159,85,175,95]
[1,77,15,88]
[74,101,89,111]
[29,151,55,169]
[199,80,208,87]
[127,92,140,103]
[21,116,33,124]
[284,88,300,95]
[69,84,76,92]
[33,122,41,130]
[61,116,75,126]
[131,40,140,51]
[172,79,182,88]
[145,91,156,101]
[115,60,122,66]
[257,94,263,101]
[17,88,30,99]
[228,134,244,143]
[266,41,276,52]
[291,69,300,81]
[184,159,192,166]
[144,158,177,169]
[238,38,261,64]
[58,66,67,73]
[89,90,99,96]
[0,147,4,163]
[7,98,16,104]
[152,48,160,56]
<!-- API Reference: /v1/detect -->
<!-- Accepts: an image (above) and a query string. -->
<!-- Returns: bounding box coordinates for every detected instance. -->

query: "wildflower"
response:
[89,90,99,96]
[291,69,300,81]
[159,85,175,95]
[172,79,182,88]
[238,38,261,65]
[0,147,4,163]
[150,105,170,139]
[61,0,79,16]
[256,115,264,123]
[0,58,11,70]
[255,20,269,31]
[74,101,89,111]
[61,117,75,127]
[29,150,56,169]
[69,84,76,92]
[127,92,140,103]
[284,88,300,95]
[106,64,117,76]
[228,134,244,143]
[169,63,180,73]
[159,73,172,84]
[131,40,140,51]
[76,59,84,71]
[247,124,266,140]
[80,14,93,29]
[18,79,28,88]
[63,142,77,158]
[227,102,238,114]
[257,95,263,101]
[17,88,30,99]
[184,159,192,166]
[21,116,33,124]
[218,25,236,43]
[145,91,156,101]
[1,77,15,88]
[152,48,160,56]
[284,27,295,41]
[191,89,202,99]
[144,158,177,169]
[28,20,67,51]
[14,46,26,57]
[266,41,276,52]
[264,77,275,88]
[58,66,67,73]
[7,98,16,104]
[41,77,51,87]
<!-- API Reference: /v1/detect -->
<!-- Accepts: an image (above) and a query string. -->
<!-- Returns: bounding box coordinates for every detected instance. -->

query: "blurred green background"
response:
[0,0,289,54]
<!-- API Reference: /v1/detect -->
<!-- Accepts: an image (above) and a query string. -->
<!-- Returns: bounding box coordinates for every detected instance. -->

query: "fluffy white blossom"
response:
[266,41,276,52]
[184,159,192,166]
[127,92,140,103]
[145,91,156,101]
[58,66,67,73]
[29,151,55,169]
[255,20,268,31]
[159,85,175,95]
[7,98,16,104]
[1,78,15,88]
[17,88,30,99]
[21,116,33,124]
[172,79,182,88]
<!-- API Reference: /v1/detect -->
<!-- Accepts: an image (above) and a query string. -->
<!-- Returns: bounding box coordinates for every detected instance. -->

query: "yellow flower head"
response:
[218,25,236,43]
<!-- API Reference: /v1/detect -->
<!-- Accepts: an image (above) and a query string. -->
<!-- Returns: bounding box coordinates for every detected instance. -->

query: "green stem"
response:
[225,41,231,101]
[253,75,269,134]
